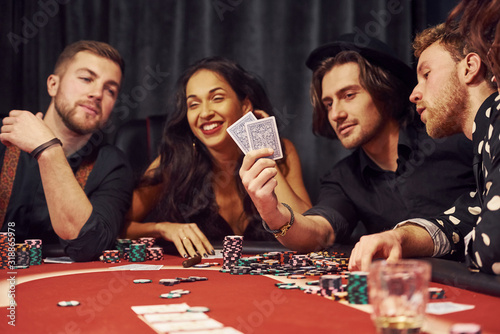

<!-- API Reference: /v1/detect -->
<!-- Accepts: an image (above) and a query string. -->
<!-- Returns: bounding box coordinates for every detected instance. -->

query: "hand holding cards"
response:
[227,111,283,160]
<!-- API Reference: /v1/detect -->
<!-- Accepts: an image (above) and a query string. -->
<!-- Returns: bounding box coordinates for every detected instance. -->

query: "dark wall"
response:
[1,0,459,201]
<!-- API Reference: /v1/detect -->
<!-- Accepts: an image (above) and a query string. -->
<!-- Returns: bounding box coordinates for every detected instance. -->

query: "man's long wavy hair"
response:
[141,56,287,225]
[310,51,415,139]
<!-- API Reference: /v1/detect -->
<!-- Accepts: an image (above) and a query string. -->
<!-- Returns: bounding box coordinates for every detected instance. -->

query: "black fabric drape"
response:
[1,0,459,200]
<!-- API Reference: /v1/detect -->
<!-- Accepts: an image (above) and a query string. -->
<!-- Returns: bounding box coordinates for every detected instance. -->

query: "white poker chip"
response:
[133,279,152,284]
[159,278,180,286]
[170,289,190,295]
[187,306,210,313]
[193,263,210,268]
[57,300,80,307]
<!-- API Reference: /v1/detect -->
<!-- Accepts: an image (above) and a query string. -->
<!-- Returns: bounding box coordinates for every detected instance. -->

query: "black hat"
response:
[305,33,416,88]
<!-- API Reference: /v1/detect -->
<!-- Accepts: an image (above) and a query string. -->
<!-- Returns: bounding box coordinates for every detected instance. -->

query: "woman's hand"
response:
[155,222,215,258]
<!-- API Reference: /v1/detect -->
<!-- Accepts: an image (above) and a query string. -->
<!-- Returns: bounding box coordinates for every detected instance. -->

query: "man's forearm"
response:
[37,145,93,240]
[262,204,335,252]
[396,223,434,258]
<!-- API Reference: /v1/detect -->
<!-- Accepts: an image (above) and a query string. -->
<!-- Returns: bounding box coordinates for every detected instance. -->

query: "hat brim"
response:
[306,40,417,89]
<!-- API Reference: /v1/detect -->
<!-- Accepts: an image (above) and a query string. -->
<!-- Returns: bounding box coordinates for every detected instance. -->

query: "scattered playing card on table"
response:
[426,302,475,315]
[226,111,257,154]
[245,116,283,160]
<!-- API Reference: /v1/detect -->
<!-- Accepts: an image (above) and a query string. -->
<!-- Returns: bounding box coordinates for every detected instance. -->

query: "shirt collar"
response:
[67,133,101,169]
[358,125,417,182]
[472,92,499,153]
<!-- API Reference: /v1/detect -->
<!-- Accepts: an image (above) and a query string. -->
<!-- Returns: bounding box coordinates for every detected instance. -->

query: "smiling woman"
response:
[185,68,251,153]
[122,56,312,258]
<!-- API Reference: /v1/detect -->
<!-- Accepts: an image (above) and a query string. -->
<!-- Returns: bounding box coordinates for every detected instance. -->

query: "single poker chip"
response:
[206,262,220,266]
[160,293,182,299]
[275,282,295,287]
[159,279,180,286]
[187,306,210,313]
[170,289,190,295]
[193,263,211,268]
[306,280,320,286]
[289,274,307,279]
[58,300,80,307]
[133,279,152,284]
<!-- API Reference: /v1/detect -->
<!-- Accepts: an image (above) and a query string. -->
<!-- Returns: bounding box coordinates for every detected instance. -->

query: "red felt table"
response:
[1,255,500,334]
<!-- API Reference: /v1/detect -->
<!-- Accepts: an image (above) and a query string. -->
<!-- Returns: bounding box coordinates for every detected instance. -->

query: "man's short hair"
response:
[413,23,496,89]
[310,51,414,139]
[53,40,125,76]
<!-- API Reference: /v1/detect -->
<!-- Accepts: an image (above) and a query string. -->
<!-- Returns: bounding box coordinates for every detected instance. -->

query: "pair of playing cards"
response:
[226,112,283,160]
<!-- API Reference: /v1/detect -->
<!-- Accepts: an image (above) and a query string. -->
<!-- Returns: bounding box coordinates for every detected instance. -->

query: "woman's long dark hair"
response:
[142,56,287,227]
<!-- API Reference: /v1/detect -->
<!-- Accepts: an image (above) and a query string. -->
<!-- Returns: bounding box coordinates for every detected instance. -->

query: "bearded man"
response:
[0,41,133,261]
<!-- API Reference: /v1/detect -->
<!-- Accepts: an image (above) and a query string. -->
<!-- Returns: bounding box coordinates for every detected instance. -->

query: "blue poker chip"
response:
[160,293,182,299]
[58,300,80,307]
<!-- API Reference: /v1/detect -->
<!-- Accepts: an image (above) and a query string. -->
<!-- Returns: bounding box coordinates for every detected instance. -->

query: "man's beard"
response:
[54,95,102,135]
[424,70,469,139]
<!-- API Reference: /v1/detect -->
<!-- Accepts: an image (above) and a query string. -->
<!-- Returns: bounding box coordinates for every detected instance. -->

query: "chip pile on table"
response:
[102,250,121,263]
[116,238,132,258]
[215,249,373,304]
[14,242,30,268]
[0,232,8,269]
[101,238,164,263]
[25,239,42,265]
[222,235,243,269]
[346,271,369,304]
[219,250,348,276]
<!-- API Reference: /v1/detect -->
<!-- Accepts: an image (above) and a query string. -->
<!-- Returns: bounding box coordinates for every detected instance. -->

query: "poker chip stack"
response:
[115,239,132,258]
[102,250,121,263]
[222,235,243,269]
[230,266,253,275]
[146,247,164,261]
[128,243,146,262]
[123,248,130,261]
[347,271,369,304]
[290,254,312,267]
[280,251,297,265]
[24,239,42,265]
[14,243,30,268]
[139,237,155,248]
[319,274,343,297]
[0,232,8,269]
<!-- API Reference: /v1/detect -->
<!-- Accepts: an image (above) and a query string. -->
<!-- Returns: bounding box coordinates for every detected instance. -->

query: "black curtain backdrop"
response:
[1,0,459,201]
